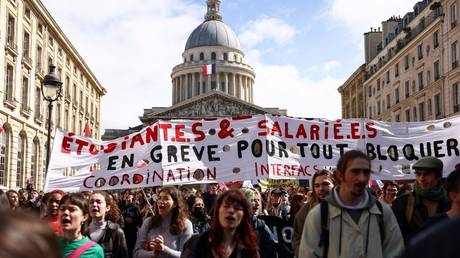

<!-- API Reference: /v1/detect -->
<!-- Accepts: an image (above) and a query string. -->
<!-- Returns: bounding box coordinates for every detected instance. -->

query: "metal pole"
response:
[46,101,53,171]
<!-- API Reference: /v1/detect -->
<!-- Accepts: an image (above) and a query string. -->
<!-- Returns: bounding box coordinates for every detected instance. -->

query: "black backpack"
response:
[319,201,385,258]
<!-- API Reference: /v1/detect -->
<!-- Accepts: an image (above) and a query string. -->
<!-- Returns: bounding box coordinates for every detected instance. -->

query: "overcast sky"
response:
[41,0,416,132]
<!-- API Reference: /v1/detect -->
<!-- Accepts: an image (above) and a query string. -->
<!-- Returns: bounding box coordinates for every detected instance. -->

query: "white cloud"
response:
[239,17,299,48]
[323,60,341,74]
[325,0,416,42]
[41,0,203,130]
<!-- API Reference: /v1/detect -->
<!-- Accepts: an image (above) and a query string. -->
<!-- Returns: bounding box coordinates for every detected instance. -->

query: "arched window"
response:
[234,54,238,62]
[199,52,204,60]
[190,54,194,62]
[0,129,8,186]
[223,53,228,61]
[211,52,216,60]
[31,140,38,189]
[17,135,26,187]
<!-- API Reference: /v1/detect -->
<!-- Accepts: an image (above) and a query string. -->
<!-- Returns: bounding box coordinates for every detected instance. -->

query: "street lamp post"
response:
[41,64,63,172]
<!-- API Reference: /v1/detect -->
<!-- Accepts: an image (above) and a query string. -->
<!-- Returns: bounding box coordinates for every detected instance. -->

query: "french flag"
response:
[202,64,216,76]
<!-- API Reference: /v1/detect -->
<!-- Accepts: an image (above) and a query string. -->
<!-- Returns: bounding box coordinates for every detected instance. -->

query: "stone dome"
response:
[185,20,241,51]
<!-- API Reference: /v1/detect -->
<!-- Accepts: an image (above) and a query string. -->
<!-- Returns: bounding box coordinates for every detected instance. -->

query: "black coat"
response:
[96,221,129,258]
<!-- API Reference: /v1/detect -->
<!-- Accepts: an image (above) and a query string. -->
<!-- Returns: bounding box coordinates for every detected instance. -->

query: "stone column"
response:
[238,74,243,99]
[216,72,220,91]
[173,78,177,104]
[181,75,185,101]
[250,79,254,103]
[185,74,190,100]
[207,74,211,93]
[224,73,229,94]
[231,73,236,96]
[199,72,203,95]
[246,77,250,102]
[192,72,196,97]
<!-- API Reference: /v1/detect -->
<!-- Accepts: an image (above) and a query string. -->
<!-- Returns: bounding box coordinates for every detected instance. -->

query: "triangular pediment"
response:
[140,91,284,123]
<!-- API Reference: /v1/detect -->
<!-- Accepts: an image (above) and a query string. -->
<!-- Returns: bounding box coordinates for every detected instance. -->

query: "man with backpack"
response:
[299,150,404,258]
[392,156,450,243]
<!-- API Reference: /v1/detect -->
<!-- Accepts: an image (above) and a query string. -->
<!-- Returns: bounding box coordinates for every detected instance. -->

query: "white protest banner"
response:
[44,114,460,192]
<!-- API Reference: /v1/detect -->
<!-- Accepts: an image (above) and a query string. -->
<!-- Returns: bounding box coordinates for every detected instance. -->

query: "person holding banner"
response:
[181,189,260,258]
[59,193,104,258]
[133,186,193,258]
[88,191,128,258]
[299,150,404,258]
[292,169,335,258]
[392,156,450,243]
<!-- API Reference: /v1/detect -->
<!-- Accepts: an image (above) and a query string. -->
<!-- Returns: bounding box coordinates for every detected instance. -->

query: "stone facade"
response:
[0,0,106,190]
[338,65,366,118]
[340,0,460,122]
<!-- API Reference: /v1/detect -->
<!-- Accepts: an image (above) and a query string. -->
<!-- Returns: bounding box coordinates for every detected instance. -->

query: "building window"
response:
[368,86,372,97]
[21,77,29,111]
[454,83,460,112]
[377,100,381,115]
[23,31,30,58]
[5,64,14,102]
[405,81,410,98]
[0,130,8,186]
[73,84,77,103]
[377,78,381,91]
[413,106,418,121]
[406,109,411,122]
[428,98,432,116]
[79,90,83,108]
[190,54,194,61]
[452,41,458,69]
[418,44,423,60]
[211,52,216,60]
[418,72,424,90]
[386,94,391,109]
[451,2,458,29]
[16,136,25,187]
[37,23,44,35]
[24,7,31,20]
[7,14,15,45]
[395,87,400,104]
[72,114,76,132]
[395,114,400,122]
[419,102,425,121]
[405,55,409,70]
[35,87,41,119]
[435,94,442,117]
[223,52,228,61]
[386,71,390,83]
[199,52,204,61]
[48,36,54,47]
[31,141,38,189]
[434,60,440,80]
[56,103,61,128]
[394,63,399,77]
[433,30,439,48]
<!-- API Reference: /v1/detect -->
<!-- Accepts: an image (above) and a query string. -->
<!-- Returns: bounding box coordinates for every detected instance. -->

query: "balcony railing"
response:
[5,41,18,56]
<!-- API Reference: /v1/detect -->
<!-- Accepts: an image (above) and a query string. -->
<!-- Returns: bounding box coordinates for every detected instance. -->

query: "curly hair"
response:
[148,186,186,235]
[90,191,121,224]
[209,189,258,257]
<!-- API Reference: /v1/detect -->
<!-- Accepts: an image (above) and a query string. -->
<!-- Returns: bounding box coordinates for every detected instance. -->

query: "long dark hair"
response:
[60,193,90,236]
[148,186,186,235]
[309,169,335,209]
[208,189,258,257]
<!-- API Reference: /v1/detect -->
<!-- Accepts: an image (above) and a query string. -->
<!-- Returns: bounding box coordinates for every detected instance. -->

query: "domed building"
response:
[103,0,286,139]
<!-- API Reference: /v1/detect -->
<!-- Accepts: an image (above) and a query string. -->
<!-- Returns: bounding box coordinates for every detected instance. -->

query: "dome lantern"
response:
[205,0,222,21]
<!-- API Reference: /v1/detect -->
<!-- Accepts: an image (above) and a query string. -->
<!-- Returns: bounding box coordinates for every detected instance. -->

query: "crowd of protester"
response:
[0,150,459,258]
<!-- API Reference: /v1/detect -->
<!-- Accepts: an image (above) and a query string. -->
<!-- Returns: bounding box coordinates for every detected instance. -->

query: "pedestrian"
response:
[121,190,142,257]
[392,156,450,242]
[202,183,220,215]
[187,195,210,234]
[89,191,129,258]
[44,189,65,235]
[292,169,335,258]
[419,165,460,230]
[133,186,193,258]
[6,190,20,211]
[241,187,277,258]
[0,211,61,258]
[59,193,104,258]
[181,189,260,258]
[299,150,404,258]
[380,181,399,206]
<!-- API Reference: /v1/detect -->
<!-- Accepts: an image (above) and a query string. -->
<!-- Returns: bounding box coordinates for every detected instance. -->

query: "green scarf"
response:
[414,182,448,202]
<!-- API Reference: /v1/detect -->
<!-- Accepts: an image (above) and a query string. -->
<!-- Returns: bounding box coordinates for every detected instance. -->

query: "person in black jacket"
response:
[89,191,128,258]
[120,191,142,258]
[392,157,450,243]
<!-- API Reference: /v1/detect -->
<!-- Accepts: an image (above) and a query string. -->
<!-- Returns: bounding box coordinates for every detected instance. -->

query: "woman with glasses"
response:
[181,189,260,258]
[133,186,193,258]
[59,193,104,258]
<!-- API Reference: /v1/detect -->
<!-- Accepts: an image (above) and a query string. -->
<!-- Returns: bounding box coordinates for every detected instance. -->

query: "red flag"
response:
[83,121,92,137]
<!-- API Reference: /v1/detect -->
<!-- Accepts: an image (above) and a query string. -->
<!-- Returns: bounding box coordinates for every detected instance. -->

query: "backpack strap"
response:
[406,193,415,224]
[319,201,329,258]
[68,240,97,258]
[375,201,385,244]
